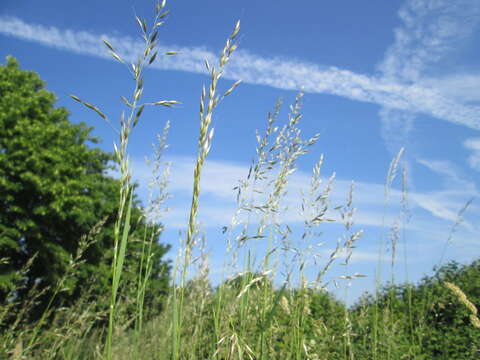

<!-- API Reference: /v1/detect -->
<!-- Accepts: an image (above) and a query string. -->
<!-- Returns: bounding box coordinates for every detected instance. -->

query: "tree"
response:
[0,56,170,317]
[350,259,480,359]
[420,260,480,359]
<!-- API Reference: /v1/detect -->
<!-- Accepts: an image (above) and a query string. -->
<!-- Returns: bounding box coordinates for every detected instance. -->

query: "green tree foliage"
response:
[0,57,170,318]
[351,259,480,359]
[420,260,480,359]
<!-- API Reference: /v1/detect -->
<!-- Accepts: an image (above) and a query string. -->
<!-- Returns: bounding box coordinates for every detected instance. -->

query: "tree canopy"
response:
[0,56,170,315]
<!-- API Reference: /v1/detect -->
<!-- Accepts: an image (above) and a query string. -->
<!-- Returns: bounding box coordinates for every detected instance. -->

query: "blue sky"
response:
[1,0,479,303]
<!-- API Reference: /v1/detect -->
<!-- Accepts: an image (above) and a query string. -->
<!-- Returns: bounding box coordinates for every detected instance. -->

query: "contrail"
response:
[0,15,479,130]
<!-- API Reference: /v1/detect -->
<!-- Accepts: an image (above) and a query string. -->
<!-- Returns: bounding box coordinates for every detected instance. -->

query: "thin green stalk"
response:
[106,188,133,358]
[134,225,158,354]
[25,225,100,354]
[172,21,240,360]
[71,3,178,358]
[372,148,404,360]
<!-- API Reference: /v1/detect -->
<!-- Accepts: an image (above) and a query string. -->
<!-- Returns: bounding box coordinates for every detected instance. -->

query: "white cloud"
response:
[129,155,477,236]
[412,158,477,228]
[1,10,478,237]
[1,16,480,131]
[420,74,480,105]
[374,1,480,229]
[416,159,458,178]
[379,0,480,83]
[411,193,462,223]
[377,0,480,149]
[379,108,416,154]
[416,158,476,190]
[463,138,480,171]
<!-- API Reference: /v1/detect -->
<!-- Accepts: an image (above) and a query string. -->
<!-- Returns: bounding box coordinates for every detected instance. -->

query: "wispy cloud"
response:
[420,74,480,105]
[416,158,477,190]
[379,0,480,83]
[377,0,480,150]
[1,8,478,238]
[463,138,480,171]
[130,155,477,237]
[1,16,480,131]
[411,158,477,227]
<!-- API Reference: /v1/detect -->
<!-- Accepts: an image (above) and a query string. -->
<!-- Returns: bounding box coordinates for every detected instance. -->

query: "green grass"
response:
[1,2,480,359]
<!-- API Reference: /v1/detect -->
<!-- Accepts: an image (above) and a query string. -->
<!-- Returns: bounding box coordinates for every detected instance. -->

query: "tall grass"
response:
[1,2,479,359]
[171,20,241,360]
[71,1,179,358]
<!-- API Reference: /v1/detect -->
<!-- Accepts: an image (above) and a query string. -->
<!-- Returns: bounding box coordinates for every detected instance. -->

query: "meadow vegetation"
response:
[1,2,479,359]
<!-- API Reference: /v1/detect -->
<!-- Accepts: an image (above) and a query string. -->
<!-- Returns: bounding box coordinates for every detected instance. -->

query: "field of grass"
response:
[1,2,480,359]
